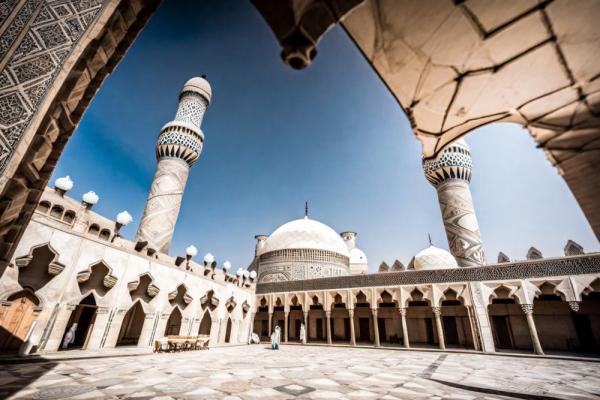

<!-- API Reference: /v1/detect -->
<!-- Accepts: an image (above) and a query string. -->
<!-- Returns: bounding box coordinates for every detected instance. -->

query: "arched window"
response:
[99,229,111,241]
[37,201,51,213]
[49,205,64,219]
[63,210,76,224]
[88,224,100,236]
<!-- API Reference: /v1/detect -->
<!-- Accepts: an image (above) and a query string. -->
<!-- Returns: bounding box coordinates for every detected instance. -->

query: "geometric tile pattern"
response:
[0,0,104,173]
[1,345,598,399]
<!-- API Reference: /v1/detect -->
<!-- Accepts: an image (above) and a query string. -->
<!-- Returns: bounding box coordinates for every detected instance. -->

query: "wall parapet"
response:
[256,254,600,294]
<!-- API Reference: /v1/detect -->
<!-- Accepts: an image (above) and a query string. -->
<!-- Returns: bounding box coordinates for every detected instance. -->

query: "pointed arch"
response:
[165,306,182,336]
[198,311,212,336]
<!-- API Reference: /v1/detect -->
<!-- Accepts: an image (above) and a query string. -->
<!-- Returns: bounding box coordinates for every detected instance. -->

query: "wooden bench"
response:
[154,335,210,353]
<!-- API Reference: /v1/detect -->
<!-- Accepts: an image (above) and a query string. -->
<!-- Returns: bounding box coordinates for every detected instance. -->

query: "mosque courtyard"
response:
[0,345,598,400]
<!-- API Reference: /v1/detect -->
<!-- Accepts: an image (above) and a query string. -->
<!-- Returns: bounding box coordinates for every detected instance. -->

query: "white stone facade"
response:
[0,187,254,354]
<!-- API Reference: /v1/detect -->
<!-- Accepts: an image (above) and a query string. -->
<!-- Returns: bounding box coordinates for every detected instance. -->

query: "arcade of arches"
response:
[254,271,600,356]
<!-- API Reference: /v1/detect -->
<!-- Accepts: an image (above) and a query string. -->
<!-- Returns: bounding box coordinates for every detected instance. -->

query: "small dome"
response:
[350,247,368,264]
[182,76,212,103]
[260,217,349,256]
[223,261,231,270]
[413,245,458,271]
[54,176,73,191]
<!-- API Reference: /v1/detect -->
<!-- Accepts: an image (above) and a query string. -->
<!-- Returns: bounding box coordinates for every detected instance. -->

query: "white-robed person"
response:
[271,325,281,350]
[299,322,306,344]
[62,322,78,349]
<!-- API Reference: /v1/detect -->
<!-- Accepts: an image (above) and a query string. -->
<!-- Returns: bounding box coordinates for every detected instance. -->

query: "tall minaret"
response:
[135,76,212,253]
[422,139,485,267]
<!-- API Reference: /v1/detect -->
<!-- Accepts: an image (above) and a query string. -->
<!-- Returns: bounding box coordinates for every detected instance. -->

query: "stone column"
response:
[135,77,211,253]
[521,304,544,355]
[284,311,289,343]
[371,308,380,347]
[248,312,256,343]
[465,305,480,351]
[348,309,356,346]
[432,307,445,350]
[268,312,273,337]
[399,308,410,348]
[325,311,332,345]
[303,311,309,344]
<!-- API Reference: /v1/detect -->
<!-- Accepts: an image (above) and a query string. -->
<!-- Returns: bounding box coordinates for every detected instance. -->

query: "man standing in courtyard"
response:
[300,322,306,345]
[271,325,281,350]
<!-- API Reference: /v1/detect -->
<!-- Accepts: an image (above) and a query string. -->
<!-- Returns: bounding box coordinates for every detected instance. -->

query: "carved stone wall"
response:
[258,248,350,283]
[0,0,162,271]
[135,158,189,254]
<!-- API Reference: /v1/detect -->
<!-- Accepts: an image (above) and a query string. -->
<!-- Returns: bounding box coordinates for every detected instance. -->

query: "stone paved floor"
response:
[0,345,599,400]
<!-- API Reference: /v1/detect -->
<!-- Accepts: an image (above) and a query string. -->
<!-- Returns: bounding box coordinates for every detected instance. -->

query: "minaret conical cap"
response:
[181,76,212,103]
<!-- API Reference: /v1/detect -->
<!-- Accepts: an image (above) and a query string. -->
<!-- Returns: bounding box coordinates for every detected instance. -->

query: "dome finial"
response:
[304,201,308,219]
[428,233,432,246]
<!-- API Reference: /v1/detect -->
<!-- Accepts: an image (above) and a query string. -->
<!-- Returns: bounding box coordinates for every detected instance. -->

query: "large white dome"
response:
[261,217,349,256]
[414,245,458,271]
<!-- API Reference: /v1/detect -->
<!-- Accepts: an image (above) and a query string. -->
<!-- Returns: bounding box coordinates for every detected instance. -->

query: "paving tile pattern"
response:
[0,345,598,399]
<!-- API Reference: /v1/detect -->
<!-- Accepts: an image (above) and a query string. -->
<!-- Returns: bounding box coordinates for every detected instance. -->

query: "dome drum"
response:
[256,217,352,283]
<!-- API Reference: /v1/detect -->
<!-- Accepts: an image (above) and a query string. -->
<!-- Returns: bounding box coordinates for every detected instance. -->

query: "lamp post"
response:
[185,245,197,270]
[53,176,73,197]
[112,210,133,242]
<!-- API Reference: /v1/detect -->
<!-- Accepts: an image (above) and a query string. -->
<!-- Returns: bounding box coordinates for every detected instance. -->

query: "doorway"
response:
[116,301,145,346]
[225,318,232,343]
[316,318,324,340]
[425,318,435,345]
[442,316,459,346]
[572,313,597,352]
[164,307,182,336]
[0,290,40,354]
[377,318,386,343]
[492,315,514,349]
[358,317,370,342]
[198,311,211,336]
[61,293,97,350]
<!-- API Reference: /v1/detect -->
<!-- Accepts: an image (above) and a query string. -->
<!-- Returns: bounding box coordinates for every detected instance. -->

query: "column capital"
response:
[325,310,331,317]
[568,301,580,312]
[431,306,442,316]
[520,304,534,314]
[371,308,378,315]
[347,308,354,315]
[399,307,407,316]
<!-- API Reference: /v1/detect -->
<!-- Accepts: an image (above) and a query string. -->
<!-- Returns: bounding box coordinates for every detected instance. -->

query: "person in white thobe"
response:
[271,325,281,350]
[62,323,78,349]
[299,322,306,344]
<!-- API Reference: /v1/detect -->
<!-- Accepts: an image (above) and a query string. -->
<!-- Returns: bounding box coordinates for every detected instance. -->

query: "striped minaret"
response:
[135,76,211,253]
[422,139,485,267]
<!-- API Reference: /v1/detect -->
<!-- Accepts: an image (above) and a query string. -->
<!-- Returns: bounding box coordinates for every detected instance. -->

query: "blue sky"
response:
[51,0,598,271]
